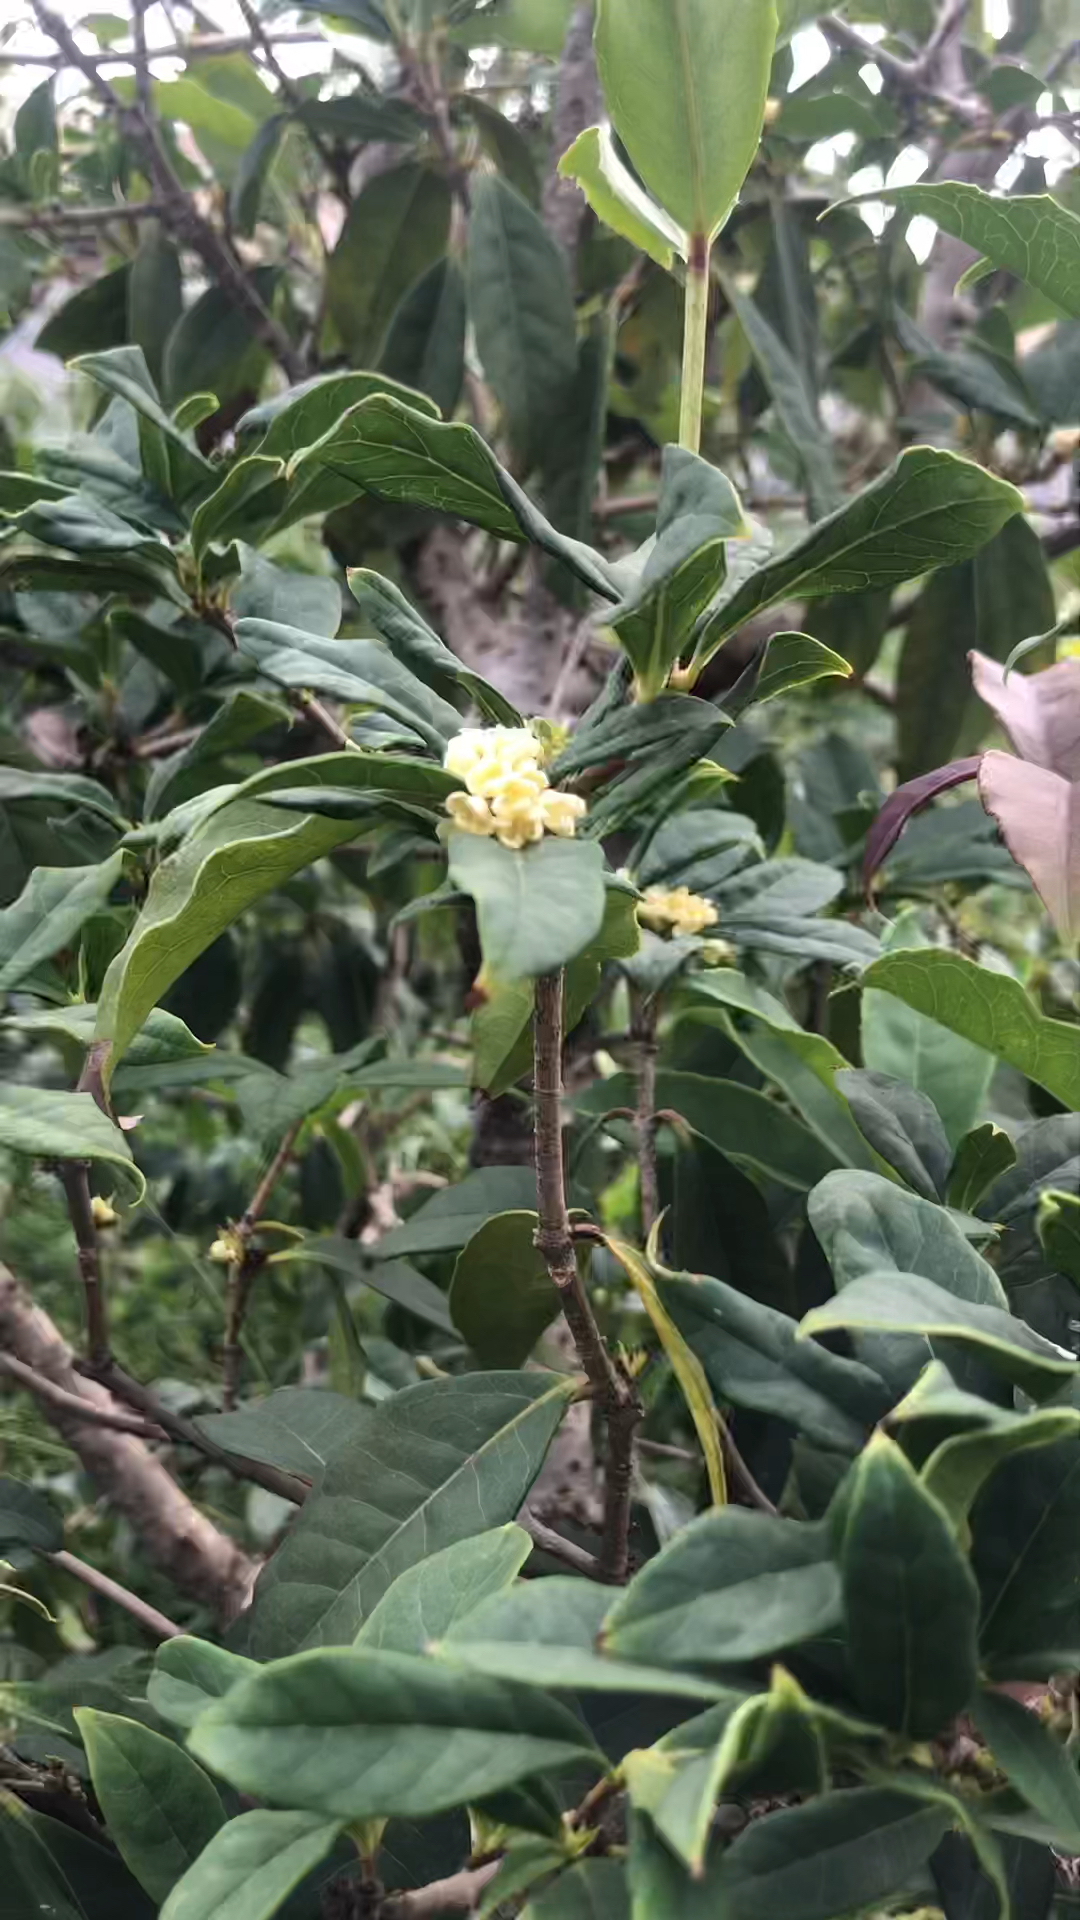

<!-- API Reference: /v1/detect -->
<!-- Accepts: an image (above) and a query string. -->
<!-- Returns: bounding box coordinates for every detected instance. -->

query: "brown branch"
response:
[222,1120,302,1411]
[0,31,327,67]
[232,0,348,198]
[0,1260,255,1620]
[718,1416,780,1518]
[0,200,167,230]
[48,1548,182,1640]
[382,1862,501,1918]
[77,1358,308,1506]
[533,973,641,1584]
[57,1163,108,1365]
[30,0,304,382]
[522,1516,605,1581]
[0,1352,164,1437]
[292,690,355,751]
[131,0,151,119]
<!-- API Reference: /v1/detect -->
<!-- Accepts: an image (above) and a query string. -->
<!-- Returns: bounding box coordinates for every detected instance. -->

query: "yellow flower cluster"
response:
[638,884,719,938]
[443,727,587,852]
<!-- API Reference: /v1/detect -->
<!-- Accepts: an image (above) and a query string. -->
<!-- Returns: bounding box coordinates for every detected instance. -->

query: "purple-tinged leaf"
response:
[977,749,1080,942]
[970,650,1080,779]
[863,759,982,898]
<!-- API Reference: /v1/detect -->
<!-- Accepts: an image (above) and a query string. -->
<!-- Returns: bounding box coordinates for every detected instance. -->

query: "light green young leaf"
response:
[148,1637,258,1731]
[0,1086,144,1200]
[752,631,852,704]
[594,0,778,242]
[557,126,683,268]
[863,183,1080,320]
[75,1709,225,1904]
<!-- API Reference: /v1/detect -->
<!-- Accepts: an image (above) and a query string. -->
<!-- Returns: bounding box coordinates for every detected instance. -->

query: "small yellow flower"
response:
[89,1196,118,1228]
[638,885,719,938]
[540,789,587,838]
[443,726,586,851]
[445,791,495,836]
[208,1235,240,1266]
[699,937,737,968]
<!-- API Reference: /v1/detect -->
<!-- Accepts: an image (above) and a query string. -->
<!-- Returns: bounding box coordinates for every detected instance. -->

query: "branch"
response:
[0,200,168,230]
[0,1352,164,1437]
[222,1119,302,1410]
[0,31,328,67]
[131,0,151,119]
[78,1358,308,1506]
[522,1516,605,1581]
[30,1,304,382]
[57,1162,108,1365]
[231,0,348,197]
[48,1549,181,1641]
[0,1260,255,1620]
[533,973,641,1584]
[382,1863,501,1918]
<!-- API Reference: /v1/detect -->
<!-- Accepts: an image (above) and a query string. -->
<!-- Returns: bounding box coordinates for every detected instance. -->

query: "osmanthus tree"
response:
[6,0,1080,1915]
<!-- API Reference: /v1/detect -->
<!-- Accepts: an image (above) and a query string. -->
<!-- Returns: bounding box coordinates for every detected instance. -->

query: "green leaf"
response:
[0,853,123,992]
[128,229,183,389]
[949,1125,1018,1214]
[447,833,606,983]
[354,1526,532,1653]
[196,1386,369,1478]
[714,1786,952,1920]
[1038,1189,1080,1287]
[145,689,287,821]
[800,1271,1079,1401]
[863,949,1080,1112]
[972,1436,1080,1677]
[92,793,373,1083]
[834,1071,952,1201]
[557,127,682,268]
[809,1167,1005,1304]
[74,1710,224,1904]
[603,447,744,698]
[15,79,56,161]
[752,631,852,704]
[0,1478,63,1555]
[36,264,131,362]
[862,914,995,1149]
[726,282,843,521]
[594,0,778,243]
[373,1166,538,1260]
[0,1086,143,1200]
[468,176,578,470]
[0,771,125,828]
[661,1267,890,1453]
[690,447,1023,671]
[326,164,452,366]
[578,1069,838,1192]
[190,456,286,566]
[70,345,214,503]
[163,269,278,409]
[603,1235,726,1506]
[233,617,461,753]
[521,1861,628,1918]
[449,1211,560,1366]
[6,1005,209,1075]
[839,1434,979,1738]
[158,1810,342,1920]
[866,184,1080,320]
[231,113,287,235]
[237,369,438,459]
[245,1371,575,1656]
[921,1407,1080,1526]
[148,1638,258,1731]
[974,1687,1080,1850]
[379,257,468,418]
[277,1238,454,1333]
[189,1648,601,1820]
[0,1786,155,1920]
[603,1509,842,1671]
[346,569,521,725]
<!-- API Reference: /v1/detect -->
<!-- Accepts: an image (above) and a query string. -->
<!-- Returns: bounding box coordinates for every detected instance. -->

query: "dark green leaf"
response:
[974,1687,1080,1850]
[578,1069,838,1192]
[522,1860,629,1917]
[809,1168,1005,1305]
[372,1167,538,1259]
[237,369,438,460]
[972,1437,1080,1677]
[245,1371,575,1655]
[949,1126,1018,1214]
[467,176,578,470]
[716,1786,952,1920]
[834,1070,952,1201]
[75,1710,224,1904]
[727,282,842,520]
[0,853,123,992]
[196,1387,369,1478]
[128,229,183,388]
[346,569,520,725]
[189,1648,601,1819]
[839,1435,979,1738]
[326,164,452,366]
[379,257,467,418]
[36,266,131,361]
[449,1211,560,1365]
[0,1478,63,1555]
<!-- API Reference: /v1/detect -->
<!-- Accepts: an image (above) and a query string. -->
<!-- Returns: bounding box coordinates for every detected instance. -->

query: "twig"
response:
[0,31,327,67]
[0,199,167,229]
[917,0,971,78]
[30,1,304,382]
[48,1548,182,1640]
[131,0,151,118]
[629,988,659,1239]
[129,724,202,760]
[523,1516,605,1581]
[0,1353,164,1438]
[718,1416,779,1518]
[594,491,659,520]
[222,1120,302,1410]
[292,690,356,751]
[382,1862,501,1918]
[76,1358,308,1505]
[58,1163,109,1366]
[533,973,641,1584]
[232,0,349,197]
